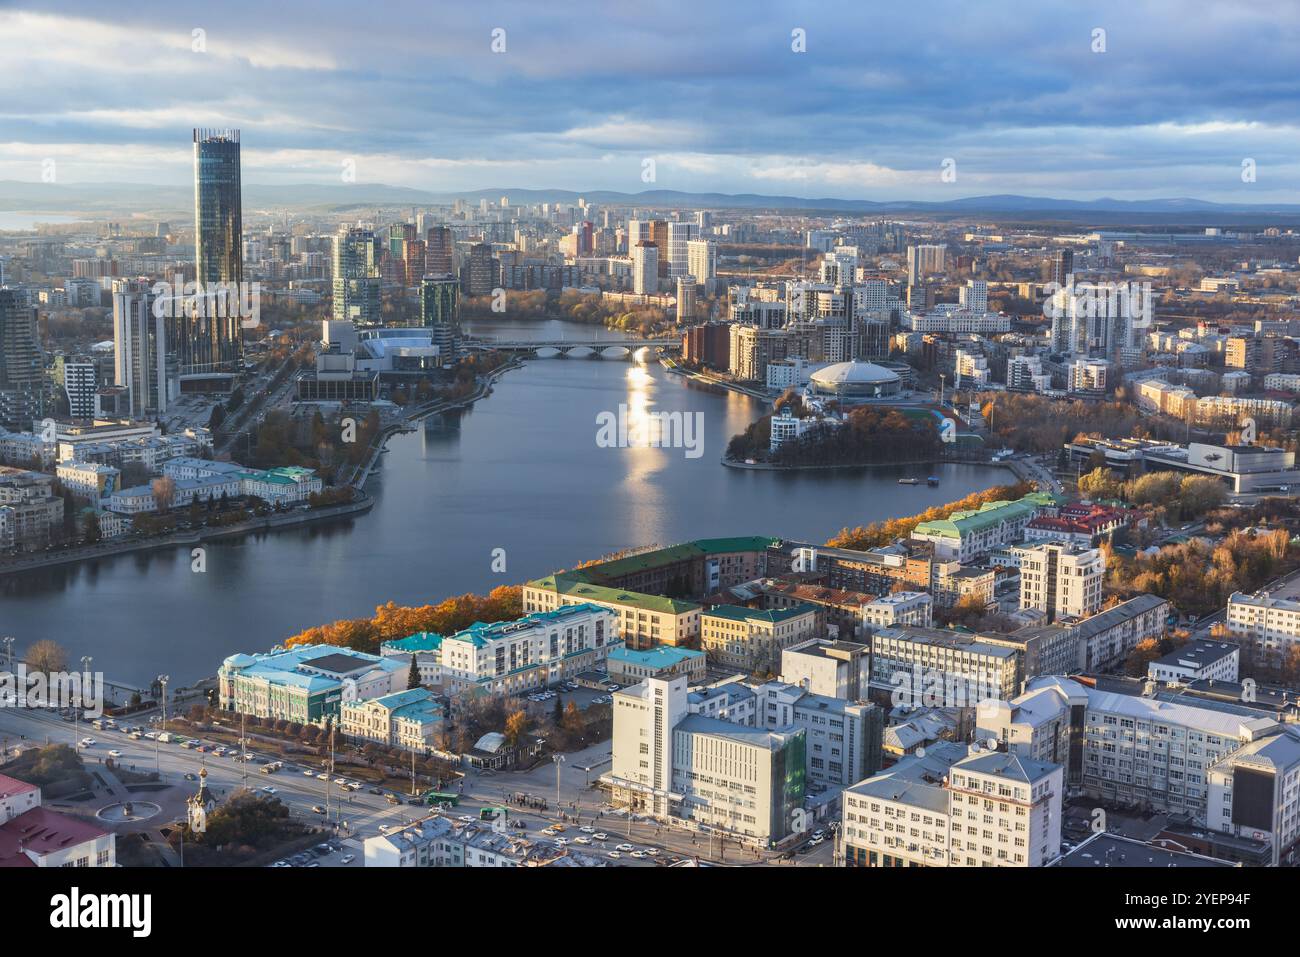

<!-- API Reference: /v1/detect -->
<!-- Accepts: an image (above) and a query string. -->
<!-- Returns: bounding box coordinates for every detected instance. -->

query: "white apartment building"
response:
[780,637,869,700]
[869,626,1021,705]
[1067,359,1109,394]
[958,279,988,312]
[751,681,881,788]
[434,603,618,696]
[1226,589,1300,673]
[979,676,1281,819]
[841,742,1063,867]
[1148,640,1240,684]
[1206,726,1300,867]
[1015,542,1103,621]
[631,241,658,295]
[686,239,716,283]
[908,308,1011,335]
[863,591,933,629]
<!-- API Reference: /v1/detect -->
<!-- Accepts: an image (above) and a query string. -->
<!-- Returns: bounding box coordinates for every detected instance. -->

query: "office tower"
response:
[112,287,170,418]
[906,244,946,285]
[388,222,416,259]
[676,276,697,324]
[577,221,594,256]
[419,276,460,363]
[959,279,988,312]
[425,226,454,276]
[0,289,44,430]
[632,241,659,295]
[696,210,712,230]
[1049,248,1074,287]
[401,238,426,286]
[333,227,382,326]
[666,221,698,278]
[191,129,244,374]
[686,239,717,284]
[461,243,500,296]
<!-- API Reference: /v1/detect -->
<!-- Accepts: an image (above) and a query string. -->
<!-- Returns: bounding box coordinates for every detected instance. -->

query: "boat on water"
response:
[927,476,939,486]
[898,477,920,485]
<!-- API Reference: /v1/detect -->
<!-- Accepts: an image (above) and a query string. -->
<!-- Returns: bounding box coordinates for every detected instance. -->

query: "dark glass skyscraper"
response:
[0,289,45,431]
[190,128,244,374]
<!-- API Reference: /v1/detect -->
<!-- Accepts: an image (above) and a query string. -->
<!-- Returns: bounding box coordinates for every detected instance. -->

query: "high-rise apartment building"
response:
[333,227,382,327]
[632,241,659,295]
[424,226,454,276]
[112,286,171,418]
[686,238,717,285]
[666,221,698,278]
[906,244,946,285]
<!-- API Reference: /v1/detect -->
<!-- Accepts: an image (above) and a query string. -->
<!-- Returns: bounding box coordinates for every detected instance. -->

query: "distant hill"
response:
[3,180,1300,226]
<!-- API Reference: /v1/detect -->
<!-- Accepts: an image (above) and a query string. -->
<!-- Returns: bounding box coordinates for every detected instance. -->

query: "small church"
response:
[187,767,216,834]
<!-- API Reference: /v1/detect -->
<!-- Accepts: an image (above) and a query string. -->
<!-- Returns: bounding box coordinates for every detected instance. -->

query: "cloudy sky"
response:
[2,0,1299,202]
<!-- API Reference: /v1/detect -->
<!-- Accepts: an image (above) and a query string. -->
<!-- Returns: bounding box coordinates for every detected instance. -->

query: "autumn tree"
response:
[27,639,69,675]
[504,710,529,747]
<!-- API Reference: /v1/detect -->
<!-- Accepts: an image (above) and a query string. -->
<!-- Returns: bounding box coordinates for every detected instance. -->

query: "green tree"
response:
[407,654,420,690]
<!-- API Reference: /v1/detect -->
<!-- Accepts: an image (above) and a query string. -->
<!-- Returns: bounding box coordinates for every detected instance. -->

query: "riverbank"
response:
[659,356,774,401]
[0,494,375,577]
[721,451,1011,474]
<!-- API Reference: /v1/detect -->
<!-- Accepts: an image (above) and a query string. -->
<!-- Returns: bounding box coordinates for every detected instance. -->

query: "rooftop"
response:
[1054,832,1236,868]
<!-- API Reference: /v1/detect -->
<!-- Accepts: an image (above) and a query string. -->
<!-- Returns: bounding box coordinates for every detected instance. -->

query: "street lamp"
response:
[552,753,566,809]
[155,675,169,774]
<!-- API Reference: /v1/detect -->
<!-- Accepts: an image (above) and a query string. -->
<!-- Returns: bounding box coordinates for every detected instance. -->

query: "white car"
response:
[261,786,278,795]
[457,815,474,823]
[333,778,346,786]
[574,836,592,845]
[302,770,315,777]
[607,851,622,860]
[630,851,647,859]
[316,772,329,781]
[616,843,634,852]
[580,825,595,833]
[593,832,609,841]
[79,737,95,747]
[107,749,123,758]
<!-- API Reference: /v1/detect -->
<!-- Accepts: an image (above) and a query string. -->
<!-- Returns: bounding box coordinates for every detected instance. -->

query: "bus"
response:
[479,806,508,822]
[424,790,459,808]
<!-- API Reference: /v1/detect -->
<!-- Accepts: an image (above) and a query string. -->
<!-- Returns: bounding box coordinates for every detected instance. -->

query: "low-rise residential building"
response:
[0,467,64,549]
[524,575,701,649]
[607,644,706,684]
[841,743,1063,867]
[1149,640,1240,684]
[863,591,933,629]
[218,644,407,725]
[1206,725,1300,867]
[869,626,1020,706]
[979,675,1282,820]
[363,815,606,868]
[751,681,882,788]
[0,772,115,867]
[700,603,819,672]
[54,461,120,501]
[1226,588,1300,674]
[340,687,444,751]
[435,604,618,696]
[780,637,869,700]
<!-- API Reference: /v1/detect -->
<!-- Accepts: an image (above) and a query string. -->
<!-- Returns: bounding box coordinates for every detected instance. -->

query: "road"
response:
[0,704,838,866]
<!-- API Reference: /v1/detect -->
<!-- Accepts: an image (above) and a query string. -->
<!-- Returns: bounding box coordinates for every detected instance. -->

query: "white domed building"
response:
[806,360,902,403]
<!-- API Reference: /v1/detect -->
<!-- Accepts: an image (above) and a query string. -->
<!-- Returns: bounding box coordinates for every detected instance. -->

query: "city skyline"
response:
[2,1,1299,203]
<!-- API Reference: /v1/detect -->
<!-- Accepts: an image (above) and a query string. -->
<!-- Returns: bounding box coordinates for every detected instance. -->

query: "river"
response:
[0,318,1008,685]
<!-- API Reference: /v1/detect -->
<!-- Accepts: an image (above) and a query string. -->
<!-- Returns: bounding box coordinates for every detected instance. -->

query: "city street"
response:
[0,705,836,866]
